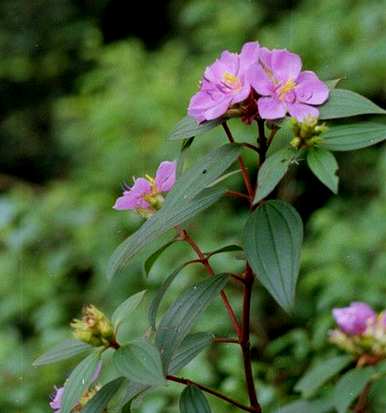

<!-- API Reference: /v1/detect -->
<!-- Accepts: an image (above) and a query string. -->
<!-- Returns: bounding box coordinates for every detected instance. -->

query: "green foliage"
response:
[179,386,212,413]
[243,200,303,313]
[2,0,386,412]
[306,148,339,193]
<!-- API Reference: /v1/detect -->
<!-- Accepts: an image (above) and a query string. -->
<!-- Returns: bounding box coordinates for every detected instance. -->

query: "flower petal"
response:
[295,71,329,105]
[155,161,177,192]
[248,64,274,96]
[257,96,287,119]
[204,97,232,120]
[271,49,302,82]
[220,50,239,74]
[113,178,151,210]
[287,102,319,121]
[231,84,251,104]
[239,41,260,71]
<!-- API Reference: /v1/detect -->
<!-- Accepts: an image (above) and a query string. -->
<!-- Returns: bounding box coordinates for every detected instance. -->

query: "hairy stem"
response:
[222,121,254,201]
[241,265,261,412]
[180,229,242,339]
[167,375,257,413]
[257,119,267,165]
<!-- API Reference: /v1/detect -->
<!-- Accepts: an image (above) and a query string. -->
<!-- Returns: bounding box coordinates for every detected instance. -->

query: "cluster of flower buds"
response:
[113,160,176,218]
[71,304,115,347]
[289,116,328,149]
[188,41,329,124]
[50,364,102,412]
[330,302,386,362]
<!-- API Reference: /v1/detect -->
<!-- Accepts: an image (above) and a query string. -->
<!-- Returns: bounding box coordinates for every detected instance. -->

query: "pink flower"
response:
[113,161,176,212]
[188,42,260,122]
[250,48,329,121]
[50,386,64,412]
[332,302,376,336]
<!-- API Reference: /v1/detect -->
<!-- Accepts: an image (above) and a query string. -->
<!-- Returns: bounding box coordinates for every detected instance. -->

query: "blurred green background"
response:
[1,0,386,412]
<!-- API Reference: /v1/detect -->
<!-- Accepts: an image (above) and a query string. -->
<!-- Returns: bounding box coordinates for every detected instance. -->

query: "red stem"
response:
[167,375,257,413]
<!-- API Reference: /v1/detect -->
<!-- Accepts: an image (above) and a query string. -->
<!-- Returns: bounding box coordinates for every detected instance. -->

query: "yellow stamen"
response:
[223,72,242,91]
[278,79,296,100]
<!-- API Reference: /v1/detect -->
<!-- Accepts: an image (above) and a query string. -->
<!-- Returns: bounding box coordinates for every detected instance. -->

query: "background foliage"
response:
[1,0,385,412]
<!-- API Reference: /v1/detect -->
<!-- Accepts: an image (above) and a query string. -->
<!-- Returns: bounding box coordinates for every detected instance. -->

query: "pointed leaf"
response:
[108,144,240,279]
[168,115,221,140]
[307,147,339,193]
[254,148,297,204]
[143,239,177,277]
[321,122,386,151]
[177,138,195,177]
[148,261,199,331]
[319,89,386,120]
[169,332,214,374]
[325,78,342,90]
[273,397,334,413]
[180,386,212,413]
[156,274,229,369]
[113,338,166,386]
[243,200,303,313]
[33,339,92,366]
[61,352,101,413]
[112,290,147,330]
[333,367,374,413]
[107,380,149,413]
[295,355,353,398]
[82,378,125,413]
[205,244,243,258]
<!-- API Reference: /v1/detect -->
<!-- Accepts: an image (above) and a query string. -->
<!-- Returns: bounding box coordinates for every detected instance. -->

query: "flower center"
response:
[278,79,297,101]
[223,72,242,91]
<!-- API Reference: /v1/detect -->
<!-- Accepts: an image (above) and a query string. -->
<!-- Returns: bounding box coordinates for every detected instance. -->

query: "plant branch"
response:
[240,265,261,412]
[353,382,371,413]
[257,119,267,165]
[214,337,240,344]
[222,121,254,201]
[167,375,257,413]
[180,229,242,339]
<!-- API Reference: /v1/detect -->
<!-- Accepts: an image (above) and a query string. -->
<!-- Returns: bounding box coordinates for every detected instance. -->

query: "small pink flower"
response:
[50,386,64,412]
[332,302,376,336]
[249,48,329,121]
[113,161,176,212]
[188,42,260,122]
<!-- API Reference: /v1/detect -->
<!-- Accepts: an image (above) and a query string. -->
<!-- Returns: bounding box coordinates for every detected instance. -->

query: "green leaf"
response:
[321,122,386,151]
[205,244,243,257]
[325,78,342,90]
[113,338,166,386]
[33,339,92,366]
[61,352,101,413]
[148,261,199,331]
[319,89,386,120]
[243,200,303,313]
[253,148,297,204]
[169,332,214,374]
[107,380,149,413]
[267,120,293,156]
[179,386,212,413]
[108,144,240,279]
[307,147,339,193]
[295,355,352,398]
[143,239,177,277]
[155,273,229,369]
[273,397,334,413]
[168,115,221,140]
[177,138,195,177]
[333,367,374,413]
[82,378,125,413]
[111,290,147,330]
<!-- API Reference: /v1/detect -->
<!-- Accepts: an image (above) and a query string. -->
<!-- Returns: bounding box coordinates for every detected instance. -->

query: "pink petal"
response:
[248,64,274,96]
[239,41,260,71]
[258,47,273,70]
[113,178,152,210]
[257,96,287,119]
[219,50,239,74]
[204,97,232,120]
[231,84,251,104]
[188,91,217,122]
[155,161,177,192]
[204,60,229,83]
[295,72,329,105]
[287,102,319,121]
[271,49,302,83]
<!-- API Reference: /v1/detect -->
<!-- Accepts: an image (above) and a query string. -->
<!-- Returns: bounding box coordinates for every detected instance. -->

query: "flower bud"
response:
[71,304,114,347]
[290,116,328,149]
